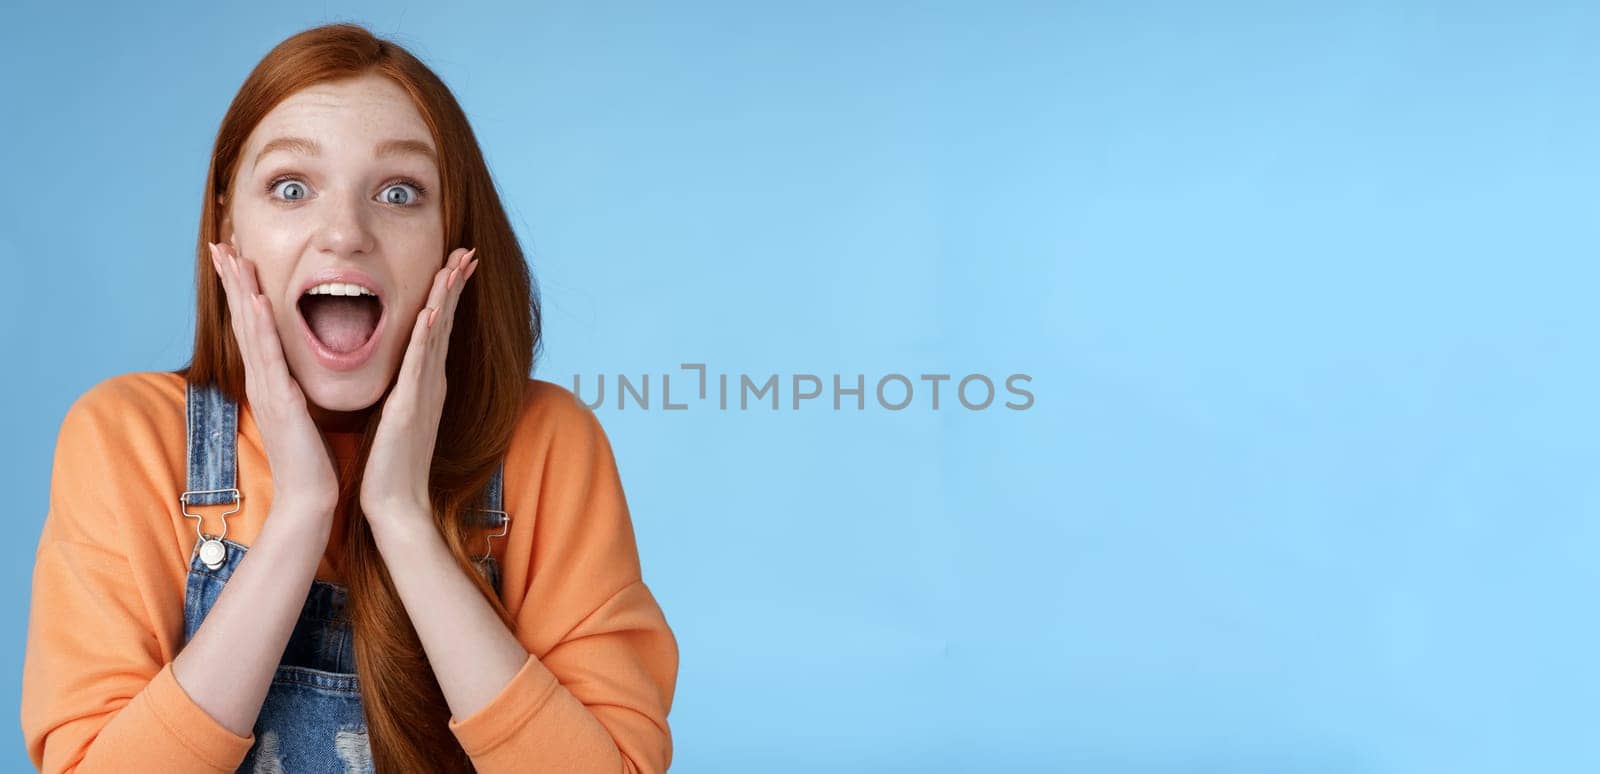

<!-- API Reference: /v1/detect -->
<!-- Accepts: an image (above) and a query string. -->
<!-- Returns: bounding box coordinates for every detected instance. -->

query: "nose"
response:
[311,185,378,258]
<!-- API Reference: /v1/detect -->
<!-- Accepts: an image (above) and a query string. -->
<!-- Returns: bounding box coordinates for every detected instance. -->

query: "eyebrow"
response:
[251,136,437,171]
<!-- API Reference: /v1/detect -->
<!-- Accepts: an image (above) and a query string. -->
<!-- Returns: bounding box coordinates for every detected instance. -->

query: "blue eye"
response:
[268,178,308,201]
[381,182,422,205]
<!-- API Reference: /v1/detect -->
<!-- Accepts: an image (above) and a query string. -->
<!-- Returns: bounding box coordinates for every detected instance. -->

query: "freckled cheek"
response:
[397,274,438,315]
[270,287,302,340]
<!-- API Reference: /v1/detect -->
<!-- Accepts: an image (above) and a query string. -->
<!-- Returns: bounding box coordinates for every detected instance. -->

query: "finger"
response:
[438,248,477,340]
[210,242,242,332]
[429,248,475,358]
[399,301,434,387]
[213,243,247,328]
[231,265,278,407]
[394,259,453,388]
[224,246,265,384]
[231,252,283,383]
[422,249,461,330]
[210,242,260,381]
[249,292,298,395]
[442,246,471,292]
[393,247,472,398]
[438,247,473,316]
[235,251,263,297]
[224,247,301,396]
[433,247,466,320]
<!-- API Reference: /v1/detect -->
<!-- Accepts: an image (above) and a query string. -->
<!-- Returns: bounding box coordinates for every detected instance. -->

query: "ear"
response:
[217,198,234,246]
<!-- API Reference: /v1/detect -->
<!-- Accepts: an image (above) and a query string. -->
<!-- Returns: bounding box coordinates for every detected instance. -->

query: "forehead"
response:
[245,74,433,157]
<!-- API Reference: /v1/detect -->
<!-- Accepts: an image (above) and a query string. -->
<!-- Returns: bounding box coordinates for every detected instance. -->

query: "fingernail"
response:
[428,307,440,327]
[446,268,457,290]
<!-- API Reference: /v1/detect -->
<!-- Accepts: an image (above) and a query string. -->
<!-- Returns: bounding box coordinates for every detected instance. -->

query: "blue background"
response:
[3,1,1597,771]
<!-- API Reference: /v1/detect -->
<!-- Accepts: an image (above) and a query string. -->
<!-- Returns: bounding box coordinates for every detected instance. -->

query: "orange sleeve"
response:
[20,379,256,773]
[447,385,679,773]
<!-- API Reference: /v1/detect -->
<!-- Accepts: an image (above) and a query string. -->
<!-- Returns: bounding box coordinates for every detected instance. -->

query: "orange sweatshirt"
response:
[20,371,678,772]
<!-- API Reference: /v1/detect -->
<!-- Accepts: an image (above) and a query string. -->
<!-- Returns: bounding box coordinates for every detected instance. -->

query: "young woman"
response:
[20,23,678,773]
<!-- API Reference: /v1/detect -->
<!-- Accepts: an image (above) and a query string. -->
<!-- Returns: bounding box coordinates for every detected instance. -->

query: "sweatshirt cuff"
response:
[144,661,256,769]
[447,651,561,757]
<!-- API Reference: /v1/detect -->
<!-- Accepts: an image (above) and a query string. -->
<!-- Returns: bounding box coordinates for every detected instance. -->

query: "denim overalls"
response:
[178,380,510,773]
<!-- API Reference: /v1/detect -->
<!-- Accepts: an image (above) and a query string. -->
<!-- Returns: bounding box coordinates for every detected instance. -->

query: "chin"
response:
[297,368,389,413]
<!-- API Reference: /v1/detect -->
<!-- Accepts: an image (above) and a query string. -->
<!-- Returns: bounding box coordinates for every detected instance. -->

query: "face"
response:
[219,72,444,432]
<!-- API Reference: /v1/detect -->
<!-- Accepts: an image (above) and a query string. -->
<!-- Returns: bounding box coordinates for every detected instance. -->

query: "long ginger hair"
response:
[178,22,538,772]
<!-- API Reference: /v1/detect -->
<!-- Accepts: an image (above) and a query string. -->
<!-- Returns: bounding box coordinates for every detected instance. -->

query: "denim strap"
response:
[183,380,239,506]
[477,460,506,523]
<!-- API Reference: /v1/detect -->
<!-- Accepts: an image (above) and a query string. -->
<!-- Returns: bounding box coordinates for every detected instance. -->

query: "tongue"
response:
[302,296,380,353]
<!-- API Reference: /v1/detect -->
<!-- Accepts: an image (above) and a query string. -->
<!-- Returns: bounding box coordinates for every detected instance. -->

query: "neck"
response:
[309,403,372,434]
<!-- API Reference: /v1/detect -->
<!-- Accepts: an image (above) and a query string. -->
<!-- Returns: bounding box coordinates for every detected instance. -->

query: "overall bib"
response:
[177,380,510,773]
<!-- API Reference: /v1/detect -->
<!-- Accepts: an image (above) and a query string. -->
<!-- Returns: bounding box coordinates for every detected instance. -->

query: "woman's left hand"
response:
[361,246,479,534]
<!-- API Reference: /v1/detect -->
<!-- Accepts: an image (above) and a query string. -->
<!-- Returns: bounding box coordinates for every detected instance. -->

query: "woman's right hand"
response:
[209,241,341,518]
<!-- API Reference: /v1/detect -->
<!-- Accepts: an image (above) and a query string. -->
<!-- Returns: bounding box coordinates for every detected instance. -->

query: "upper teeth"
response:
[306,282,376,297]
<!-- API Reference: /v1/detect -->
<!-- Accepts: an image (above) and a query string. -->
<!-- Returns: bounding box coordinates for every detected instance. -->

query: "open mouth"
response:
[296,280,386,370]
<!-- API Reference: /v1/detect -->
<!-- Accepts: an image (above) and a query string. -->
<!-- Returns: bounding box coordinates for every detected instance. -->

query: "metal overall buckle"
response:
[471,508,510,562]
[180,487,242,571]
